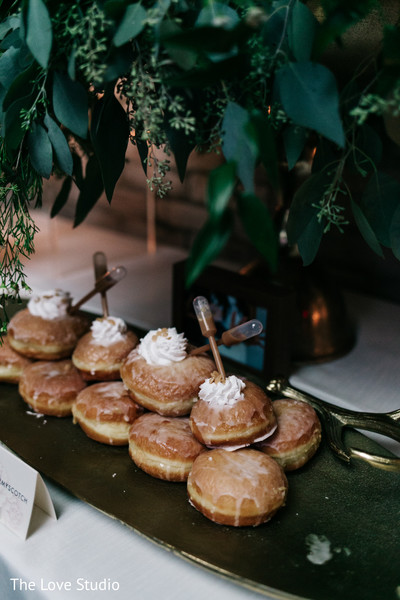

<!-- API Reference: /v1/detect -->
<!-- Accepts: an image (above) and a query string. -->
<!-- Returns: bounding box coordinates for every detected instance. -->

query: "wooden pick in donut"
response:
[190,318,263,356]
[70,266,127,314]
[193,296,226,381]
[93,251,109,318]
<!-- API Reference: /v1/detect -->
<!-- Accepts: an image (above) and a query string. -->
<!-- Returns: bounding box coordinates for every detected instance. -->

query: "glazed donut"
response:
[121,328,215,417]
[187,448,288,527]
[190,374,277,449]
[72,316,138,381]
[18,360,87,417]
[257,398,322,470]
[72,382,144,445]
[8,291,89,360]
[0,336,33,383]
[129,413,206,481]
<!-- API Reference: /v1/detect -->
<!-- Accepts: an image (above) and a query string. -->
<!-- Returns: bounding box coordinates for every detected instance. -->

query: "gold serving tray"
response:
[1,380,399,600]
[1,300,399,600]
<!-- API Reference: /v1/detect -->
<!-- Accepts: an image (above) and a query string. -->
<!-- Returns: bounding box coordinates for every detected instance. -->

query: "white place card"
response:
[0,444,56,539]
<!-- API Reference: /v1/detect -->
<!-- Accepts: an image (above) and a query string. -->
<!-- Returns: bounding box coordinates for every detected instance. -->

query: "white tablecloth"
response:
[2,213,400,599]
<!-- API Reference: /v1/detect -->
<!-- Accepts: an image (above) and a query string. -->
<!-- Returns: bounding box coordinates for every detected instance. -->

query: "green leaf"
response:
[50,176,73,218]
[52,71,88,139]
[113,3,147,47]
[287,1,317,62]
[0,46,32,89]
[74,155,105,227]
[90,90,129,202]
[274,61,345,148]
[3,93,34,150]
[44,113,73,176]
[350,198,384,258]
[347,124,382,176]
[165,119,196,182]
[283,124,307,170]
[165,55,246,88]
[248,109,279,188]
[195,3,240,30]
[26,0,52,68]
[286,172,327,265]
[2,62,37,113]
[389,203,400,260]
[161,20,197,70]
[27,122,53,178]
[222,101,257,193]
[360,172,400,247]
[207,161,236,220]
[185,210,234,287]
[237,192,278,272]
[297,213,324,266]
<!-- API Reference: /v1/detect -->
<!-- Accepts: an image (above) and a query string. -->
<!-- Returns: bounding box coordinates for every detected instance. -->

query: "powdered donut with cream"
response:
[28,289,71,319]
[137,327,187,366]
[90,316,128,346]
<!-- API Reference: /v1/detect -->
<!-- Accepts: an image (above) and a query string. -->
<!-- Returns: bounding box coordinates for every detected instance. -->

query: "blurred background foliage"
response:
[0,0,400,328]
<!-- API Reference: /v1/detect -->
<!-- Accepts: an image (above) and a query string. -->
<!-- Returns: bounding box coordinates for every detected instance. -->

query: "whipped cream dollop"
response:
[91,316,127,346]
[28,289,71,319]
[138,327,187,366]
[198,373,246,406]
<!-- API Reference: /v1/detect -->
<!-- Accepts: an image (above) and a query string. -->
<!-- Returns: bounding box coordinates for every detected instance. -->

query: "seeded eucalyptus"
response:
[1,0,400,331]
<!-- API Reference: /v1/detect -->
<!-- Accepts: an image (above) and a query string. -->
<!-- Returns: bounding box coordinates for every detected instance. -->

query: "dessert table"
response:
[1,213,399,600]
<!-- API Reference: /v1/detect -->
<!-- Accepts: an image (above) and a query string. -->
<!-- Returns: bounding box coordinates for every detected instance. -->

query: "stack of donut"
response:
[1,290,322,529]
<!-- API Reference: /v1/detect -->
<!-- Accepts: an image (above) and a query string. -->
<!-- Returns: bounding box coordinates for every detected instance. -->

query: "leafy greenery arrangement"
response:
[0,0,400,329]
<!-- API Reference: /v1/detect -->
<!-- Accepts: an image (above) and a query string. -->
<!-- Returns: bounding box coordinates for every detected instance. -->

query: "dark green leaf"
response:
[165,55,246,88]
[274,61,345,148]
[27,122,53,178]
[185,209,234,287]
[165,120,196,183]
[360,172,400,246]
[346,124,382,177]
[351,198,384,258]
[72,152,84,189]
[287,1,317,62]
[90,90,129,202]
[0,45,32,89]
[50,176,73,218]
[195,3,240,30]
[67,48,76,80]
[113,3,147,47]
[161,20,197,70]
[44,113,73,176]
[248,109,279,188]
[283,124,307,170]
[2,62,37,113]
[3,93,34,149]
[53,71,88,139]
[26,0,52,68]
[297,213,324,266]
[237,192,278,272]
[0,15,20,41]
[261,0,288,50]
[133,131,148,175]
[222,101,257,193]
[74,155,105,227]
[207,161,236,220]
[389,203,400,260]
[161,24,247,54]
[286,171,327,264]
